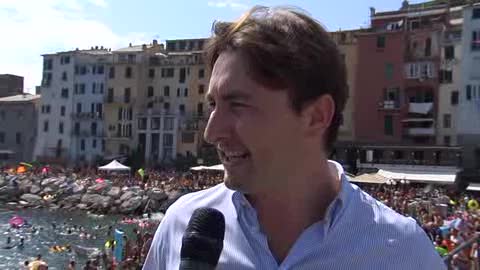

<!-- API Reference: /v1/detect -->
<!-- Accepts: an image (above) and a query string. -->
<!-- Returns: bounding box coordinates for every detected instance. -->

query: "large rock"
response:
[63,194,83,204]
[19,179,33,193]
[119,196,142,213]
[106,187,122,199]
[119,191,135,202]
[42,187,54,194]
[30,185,41,194]
[20,194,43,204]
[72,183,85,194]
[41,177,58,187]
[0,176,5,187]
[81,194,112,209]
[114,199,122,205]
[87,183,108,194]
[76,203,89,210]
[148,189,168,201]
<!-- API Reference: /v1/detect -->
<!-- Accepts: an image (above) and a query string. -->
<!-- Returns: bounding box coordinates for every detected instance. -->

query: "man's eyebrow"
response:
[205,90,252,103]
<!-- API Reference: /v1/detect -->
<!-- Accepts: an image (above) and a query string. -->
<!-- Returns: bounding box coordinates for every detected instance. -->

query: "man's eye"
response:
[231,102,246,108]
[208,101,216,108]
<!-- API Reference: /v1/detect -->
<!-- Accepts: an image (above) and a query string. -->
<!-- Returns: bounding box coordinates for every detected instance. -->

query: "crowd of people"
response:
[358,182,480,270]
[4,163,480,268]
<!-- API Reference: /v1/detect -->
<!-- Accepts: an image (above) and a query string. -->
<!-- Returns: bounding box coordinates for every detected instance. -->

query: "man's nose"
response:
[204,108,230,145]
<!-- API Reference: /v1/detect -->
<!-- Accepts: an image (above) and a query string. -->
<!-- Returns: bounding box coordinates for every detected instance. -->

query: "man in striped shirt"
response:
[144,6,446,270]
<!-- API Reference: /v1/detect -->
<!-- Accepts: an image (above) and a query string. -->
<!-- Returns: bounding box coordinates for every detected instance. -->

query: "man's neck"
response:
[246,160,341,264]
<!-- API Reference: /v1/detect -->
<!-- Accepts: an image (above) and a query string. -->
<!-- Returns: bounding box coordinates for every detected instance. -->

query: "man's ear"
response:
[301,94,335,138]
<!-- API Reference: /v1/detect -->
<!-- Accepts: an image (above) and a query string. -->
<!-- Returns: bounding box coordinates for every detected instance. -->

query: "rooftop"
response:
[0,94,41,103]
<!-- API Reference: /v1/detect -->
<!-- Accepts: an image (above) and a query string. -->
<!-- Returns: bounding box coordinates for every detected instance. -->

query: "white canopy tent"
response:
[376,168,457,185]
[98,160,131,171]
[190,164,224,171]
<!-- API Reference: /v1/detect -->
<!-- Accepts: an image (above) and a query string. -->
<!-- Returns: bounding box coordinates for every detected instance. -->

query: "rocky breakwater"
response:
[0,174,188,215]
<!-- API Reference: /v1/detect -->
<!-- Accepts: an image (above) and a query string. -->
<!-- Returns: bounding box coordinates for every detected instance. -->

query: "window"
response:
[43,59,53,70]
[444,136,451,146]
[182,132,195,143]
[443,114,451,128]
[385,63,394,80]
[164,102,170,113]
[164,117,174,130]
[164,86,170,97]
[177,88,180,97]
[147,86,154,97]
[60,106,65,116]
[100,83,104,94]
[383,87,400,108]
[128,54,136,63]
[179,104,185,115]
[197,103,204,116]
[138,118,147,130]
[149,68,155,78]
[92,65,96,74]
[102,140,105,152]
[184,88,188,97]
[80,139,85,151]
[109,67,115,78]
[15,133,21,144]
[0,132,4,143]
[472,30,480,51]
[91,122,97,136]
[76,103,82,113]
[97,65,104,74]
[124,88,131,103]
[161,68,174,78]
[179,68,186,83]
[151,118,161,130]
[80,66,87,75]
[80,84,86,94]
[74,122,80,135]
[198,84,205,94]
[92,83,96,94]
[61,88,69,98]
[439,70,453,83]
[451,91,459,105]
[467,85,472,100]
[125,66,132,78]
[425,38,431,57]
[198,69,205,79]
[107,88,114,103]
[473,8,480,19]
[44,121,49,132]
[92,139,97,149]
[384,115,393,135]
[62,71,67,81]
[445,46,455,60]
[163,133,174,146]
[376,36,386,48]
[59,122,64,134]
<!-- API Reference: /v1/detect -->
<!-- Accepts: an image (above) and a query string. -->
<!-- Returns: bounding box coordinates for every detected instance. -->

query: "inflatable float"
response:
[9,215,26,228]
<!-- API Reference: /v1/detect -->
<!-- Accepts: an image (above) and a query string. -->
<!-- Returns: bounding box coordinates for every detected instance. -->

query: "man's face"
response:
[204,50,305,194]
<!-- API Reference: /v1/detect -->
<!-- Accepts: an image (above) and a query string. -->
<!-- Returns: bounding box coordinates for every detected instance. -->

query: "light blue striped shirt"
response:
[143,161,446,269]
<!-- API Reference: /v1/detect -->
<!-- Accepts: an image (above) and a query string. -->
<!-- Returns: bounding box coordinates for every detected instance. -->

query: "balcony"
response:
[71,112,103,120]
[409,102,433,114]
[405,127,435,136]
[104,96,135,104]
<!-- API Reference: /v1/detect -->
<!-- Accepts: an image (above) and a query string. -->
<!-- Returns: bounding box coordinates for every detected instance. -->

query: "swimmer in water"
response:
[17,237,24,248]
[67,228,72,235]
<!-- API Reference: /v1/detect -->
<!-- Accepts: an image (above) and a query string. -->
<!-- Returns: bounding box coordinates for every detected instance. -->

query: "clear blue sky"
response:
[0,0,424,91]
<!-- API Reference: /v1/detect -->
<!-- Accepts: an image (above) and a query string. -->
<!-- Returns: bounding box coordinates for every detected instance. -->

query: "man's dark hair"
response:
[205,6,348,152]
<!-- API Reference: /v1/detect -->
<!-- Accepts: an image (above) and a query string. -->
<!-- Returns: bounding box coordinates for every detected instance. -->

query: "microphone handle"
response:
[179,259,216,270]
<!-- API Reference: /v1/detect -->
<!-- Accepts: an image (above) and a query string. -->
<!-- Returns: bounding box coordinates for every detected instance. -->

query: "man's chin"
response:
[223,174,250,193]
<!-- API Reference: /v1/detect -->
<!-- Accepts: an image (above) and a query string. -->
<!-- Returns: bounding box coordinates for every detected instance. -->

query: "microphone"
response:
[179,207,225,270]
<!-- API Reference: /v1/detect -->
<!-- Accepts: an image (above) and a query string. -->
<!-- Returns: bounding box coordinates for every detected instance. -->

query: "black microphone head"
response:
[180,207,225,267]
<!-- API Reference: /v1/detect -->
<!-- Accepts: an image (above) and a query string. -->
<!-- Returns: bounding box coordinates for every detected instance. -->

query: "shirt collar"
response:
[231,160,353,230]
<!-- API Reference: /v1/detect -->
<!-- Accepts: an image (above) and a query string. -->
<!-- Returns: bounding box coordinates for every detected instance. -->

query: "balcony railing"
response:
[70,112,103,120]
[104,96,135,104]
[405,127,435,136]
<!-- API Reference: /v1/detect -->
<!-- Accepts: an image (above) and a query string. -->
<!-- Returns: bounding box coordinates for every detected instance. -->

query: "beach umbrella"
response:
[19,162,33,168]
